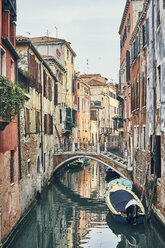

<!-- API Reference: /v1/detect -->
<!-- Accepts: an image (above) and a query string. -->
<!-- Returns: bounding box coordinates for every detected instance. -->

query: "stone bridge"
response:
[53,150,132,179]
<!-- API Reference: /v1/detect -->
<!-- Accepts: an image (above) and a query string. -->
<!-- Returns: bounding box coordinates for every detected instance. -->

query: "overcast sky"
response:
[16,0,126,83]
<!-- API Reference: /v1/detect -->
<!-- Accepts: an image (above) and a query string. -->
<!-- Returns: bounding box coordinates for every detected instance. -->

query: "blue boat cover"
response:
[110,190,135,212]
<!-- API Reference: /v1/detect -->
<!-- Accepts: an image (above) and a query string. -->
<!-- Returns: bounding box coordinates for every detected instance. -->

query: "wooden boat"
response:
[105,183,145,225]
[106,178,133,191]
[68,158,84,169]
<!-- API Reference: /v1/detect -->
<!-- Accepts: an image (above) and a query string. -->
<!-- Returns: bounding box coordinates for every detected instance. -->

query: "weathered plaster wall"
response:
[0,149,20,240]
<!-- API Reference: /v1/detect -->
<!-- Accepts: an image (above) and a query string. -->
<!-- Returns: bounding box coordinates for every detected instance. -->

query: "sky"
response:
[16,0,126,83]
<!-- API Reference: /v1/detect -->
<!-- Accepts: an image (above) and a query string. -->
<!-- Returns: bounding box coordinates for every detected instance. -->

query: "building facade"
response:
[119,0,145,165]
[130,0,149,188]
[16,36,57,213]
[30,36,77,149]
[146,0,165,220]
[0,0,21,241]
[74,73,90,150]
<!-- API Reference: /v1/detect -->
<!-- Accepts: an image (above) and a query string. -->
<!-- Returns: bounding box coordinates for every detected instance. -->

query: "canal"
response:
[9,159,165,248]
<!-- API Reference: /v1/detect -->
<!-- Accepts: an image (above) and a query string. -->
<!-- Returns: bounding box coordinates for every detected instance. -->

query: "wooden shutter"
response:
[36,111,40,133]
[38,63,41,84]
[48,78,52,101]
[44,70,46,97]
[30,54,35,77]
[54,82,58,105]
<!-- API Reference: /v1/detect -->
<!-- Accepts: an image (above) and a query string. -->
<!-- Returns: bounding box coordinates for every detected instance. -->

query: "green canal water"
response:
[10,160,165,248]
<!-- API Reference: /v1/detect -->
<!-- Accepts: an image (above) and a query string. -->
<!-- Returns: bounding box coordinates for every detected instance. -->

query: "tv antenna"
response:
[55,26,58,38]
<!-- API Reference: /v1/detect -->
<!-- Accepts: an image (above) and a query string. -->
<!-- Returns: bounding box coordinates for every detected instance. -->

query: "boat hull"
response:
[105,183,145,224]
[115,214,144,223]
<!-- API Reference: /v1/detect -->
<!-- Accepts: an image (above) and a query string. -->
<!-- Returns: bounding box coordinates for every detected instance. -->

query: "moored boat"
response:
[68,158,84,169]
[106,178,133,191]
[105,183,145,225]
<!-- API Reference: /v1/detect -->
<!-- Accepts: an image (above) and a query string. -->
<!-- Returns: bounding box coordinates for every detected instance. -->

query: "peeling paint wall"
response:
[146,0,165,220]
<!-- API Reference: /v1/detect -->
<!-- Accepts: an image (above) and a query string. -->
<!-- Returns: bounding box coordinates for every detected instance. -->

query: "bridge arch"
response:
[53,154,127,179]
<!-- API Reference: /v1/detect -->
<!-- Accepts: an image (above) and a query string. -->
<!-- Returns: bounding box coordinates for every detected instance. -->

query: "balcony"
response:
[62,116,74,136]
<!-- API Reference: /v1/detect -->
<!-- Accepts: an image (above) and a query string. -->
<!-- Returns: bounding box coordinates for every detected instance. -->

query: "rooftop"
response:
[29,36,76,56]
[30,36,66,44]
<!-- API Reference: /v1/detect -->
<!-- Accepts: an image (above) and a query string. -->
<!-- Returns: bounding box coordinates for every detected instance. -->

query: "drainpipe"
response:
[151,0,156,161]
[40,63,44,168]
[16,60,22,180]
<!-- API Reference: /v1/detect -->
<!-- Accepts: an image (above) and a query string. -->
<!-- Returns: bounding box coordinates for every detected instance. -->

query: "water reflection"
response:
[10,160,165,248]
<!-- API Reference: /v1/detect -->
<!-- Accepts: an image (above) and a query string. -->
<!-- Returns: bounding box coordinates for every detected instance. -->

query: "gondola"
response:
[105,183,145,225]
[68,158,84,169]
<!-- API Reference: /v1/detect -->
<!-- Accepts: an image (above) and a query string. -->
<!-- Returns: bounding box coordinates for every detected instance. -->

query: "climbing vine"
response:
[0,75,25,118]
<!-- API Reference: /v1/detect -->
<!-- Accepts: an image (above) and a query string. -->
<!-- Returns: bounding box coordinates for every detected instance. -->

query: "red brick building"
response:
[0,0,20,242]
[119,0,145,167]
[130,1,149,188]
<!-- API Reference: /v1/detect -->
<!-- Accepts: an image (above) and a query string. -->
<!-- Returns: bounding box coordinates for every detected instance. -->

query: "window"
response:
[134,126,137,148]
[81,85,83,91]
[78,97,80,111]
[44,114,47,134]
[143,126,146,150]
[156,135,161,178]
[10,150,14,183]
[43,70,48,98]
[71,55,73,64]
[0,47,6,76]
[142,24,146,47]
[129,94,131,118]
[137,126,139,148]
[67,49,69,60]
[36,111,40,134]
[157,0,160,27]
[90,110,96,120]
[60,109,62,123]
[124,97,127,119]
[78,120,80,130]
[77,82,80,89]
[49,115,53,134]
[72,76,75,93]
[157,65,161,104]
[127,14,130,32]
[37,156,40,173]
[27,159,31,174]
[44,153,46,172]
[25,108,30,137]
[82,99,84,112]
[126,50,130,82]
[11,58,14,82]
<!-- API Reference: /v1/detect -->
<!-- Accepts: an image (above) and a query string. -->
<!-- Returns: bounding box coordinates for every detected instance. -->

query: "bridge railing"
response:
[54,142,131,172]
[54,142,125,159]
